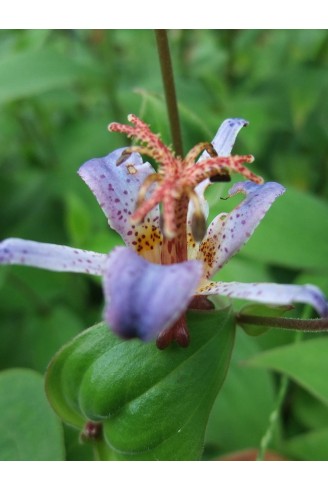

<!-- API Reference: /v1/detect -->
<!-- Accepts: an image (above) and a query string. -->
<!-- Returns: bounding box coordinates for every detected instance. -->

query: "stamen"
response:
[185,154,262,187]
[108,115,264,263]
[204,143,218,158]
[210,168,232,183]
[117,145,166,167]
[162,192,177,239]
[131,185,166,226]
[188,189,207,242]
[109,115,175,170]
[184,142,213,167]
[136,173,162,208]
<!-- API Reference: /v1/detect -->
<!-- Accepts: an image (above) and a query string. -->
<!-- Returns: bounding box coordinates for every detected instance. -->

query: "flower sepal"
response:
[45,307,236,460]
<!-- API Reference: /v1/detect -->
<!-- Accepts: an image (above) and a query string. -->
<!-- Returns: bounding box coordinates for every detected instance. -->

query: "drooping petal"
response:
[198,181,285,278]
[211,118,249,158]
[0,238,107,275]
[78,148,162,262]
[197,280,328,318]
[103,247,203,341]
[187,118,250,248]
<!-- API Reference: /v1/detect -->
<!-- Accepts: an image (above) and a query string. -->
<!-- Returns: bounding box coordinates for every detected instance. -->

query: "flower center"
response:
[109,114,263,265]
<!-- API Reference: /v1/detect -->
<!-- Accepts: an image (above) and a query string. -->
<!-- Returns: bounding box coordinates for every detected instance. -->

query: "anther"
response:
[210,168,231,183]
[116,149,132,166]
[205,143,218,158]
[188,189,207,242]
[136,174,162,208]
[191,212,207,242]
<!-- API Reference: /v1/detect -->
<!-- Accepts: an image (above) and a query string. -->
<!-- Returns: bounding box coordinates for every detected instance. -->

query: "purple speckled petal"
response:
[0,238,107,275]
[78,148,162,262]
[198,281,328,318]
[188,118,250,238]
[210,117,250,158]
[197,181,285,278]
[103,247,203,341]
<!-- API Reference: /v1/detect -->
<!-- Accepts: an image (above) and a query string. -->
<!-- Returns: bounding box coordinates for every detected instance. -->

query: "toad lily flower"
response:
[1,115,327,348]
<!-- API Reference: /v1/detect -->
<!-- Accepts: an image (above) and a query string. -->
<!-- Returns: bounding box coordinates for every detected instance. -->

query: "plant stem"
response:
[236,313,328,332]
[256,374,289,461]
[256,327,303,461]
[155,29,183,156]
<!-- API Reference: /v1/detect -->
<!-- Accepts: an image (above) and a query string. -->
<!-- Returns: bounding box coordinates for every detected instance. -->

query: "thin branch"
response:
[236,313,328,332]
[155,29,183,157]
[256,374,289,461]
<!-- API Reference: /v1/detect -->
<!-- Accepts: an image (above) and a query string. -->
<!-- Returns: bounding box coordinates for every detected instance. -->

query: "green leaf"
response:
[205,329,276,454]
[134,89,171,146]
[247,337,328,406]
[26,307,84,372]
[64,425,94,461]
[284,428,328,461]
[0,369,64,460]
[45,308,235,460]
[65,193,92,248]
[239,187,328,272]
[293,388,328,431]
[0,49,83,104]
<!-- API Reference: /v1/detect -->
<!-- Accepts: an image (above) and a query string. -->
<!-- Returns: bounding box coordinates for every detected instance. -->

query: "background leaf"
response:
[0,48,85,104]
[293,388,328,431]
[284,428,328,461]
[241,188,328,271]
[205,329,276,456]
[0,369,65,460]
[246,337,328,406]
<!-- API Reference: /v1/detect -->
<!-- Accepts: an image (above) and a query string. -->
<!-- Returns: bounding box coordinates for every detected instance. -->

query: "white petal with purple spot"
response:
[188,118,250,234]
[209,117,249,159]
[103,247,203,341]
[198,181,285,278]
[0,238,107,275]
[199,281,328,317]
[78,148,162,262]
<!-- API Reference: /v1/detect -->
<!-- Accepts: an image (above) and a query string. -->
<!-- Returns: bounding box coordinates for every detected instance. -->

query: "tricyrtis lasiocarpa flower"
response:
[1,115,327,347]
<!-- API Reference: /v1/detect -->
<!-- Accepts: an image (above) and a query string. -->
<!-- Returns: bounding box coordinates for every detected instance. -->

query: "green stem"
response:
[236,313,328,332]
[256,374,289,461]
[155,29,183,156]
[256,328,303,461]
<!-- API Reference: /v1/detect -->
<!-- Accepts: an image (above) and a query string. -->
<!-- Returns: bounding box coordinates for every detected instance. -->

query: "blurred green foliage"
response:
[0,29,328,461]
